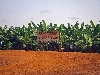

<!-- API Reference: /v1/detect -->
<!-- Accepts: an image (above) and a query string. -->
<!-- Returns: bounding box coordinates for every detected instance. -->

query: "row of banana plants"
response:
[0,20,100,52]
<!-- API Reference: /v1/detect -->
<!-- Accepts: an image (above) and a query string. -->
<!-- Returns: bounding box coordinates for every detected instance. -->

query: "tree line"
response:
[0,20,100,52]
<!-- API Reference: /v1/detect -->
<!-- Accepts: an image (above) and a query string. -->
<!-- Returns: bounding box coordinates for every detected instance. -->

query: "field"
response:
[0,50,100,75]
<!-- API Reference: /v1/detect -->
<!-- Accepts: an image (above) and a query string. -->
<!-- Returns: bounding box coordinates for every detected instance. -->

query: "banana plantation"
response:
[0,20,100,53]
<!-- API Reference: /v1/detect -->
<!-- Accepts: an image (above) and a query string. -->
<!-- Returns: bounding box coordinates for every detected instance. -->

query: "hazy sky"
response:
[0,0,100,28]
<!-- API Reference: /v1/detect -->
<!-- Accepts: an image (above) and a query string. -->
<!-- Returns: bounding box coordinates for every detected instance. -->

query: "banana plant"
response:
[0,20,100,52]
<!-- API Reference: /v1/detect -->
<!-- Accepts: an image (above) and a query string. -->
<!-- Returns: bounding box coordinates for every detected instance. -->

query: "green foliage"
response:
[0,20,100,52]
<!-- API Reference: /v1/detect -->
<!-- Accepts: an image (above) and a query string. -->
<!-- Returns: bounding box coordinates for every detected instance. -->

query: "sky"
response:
[0,0,100,28]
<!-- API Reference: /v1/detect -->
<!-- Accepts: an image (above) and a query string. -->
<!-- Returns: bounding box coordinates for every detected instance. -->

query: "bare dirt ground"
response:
[0,50,100,75]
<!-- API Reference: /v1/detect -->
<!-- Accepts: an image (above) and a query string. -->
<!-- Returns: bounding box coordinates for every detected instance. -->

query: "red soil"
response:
[0,50,100,75]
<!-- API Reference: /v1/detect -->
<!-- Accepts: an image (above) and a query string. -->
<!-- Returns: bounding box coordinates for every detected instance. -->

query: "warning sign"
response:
[37,31,59,43]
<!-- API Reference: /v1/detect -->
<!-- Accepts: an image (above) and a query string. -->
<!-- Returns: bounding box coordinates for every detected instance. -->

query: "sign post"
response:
[37,31,59,43]
[37,31,59,51]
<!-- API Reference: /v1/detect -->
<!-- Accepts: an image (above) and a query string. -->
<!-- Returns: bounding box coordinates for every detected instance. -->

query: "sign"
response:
[37,31,59,43]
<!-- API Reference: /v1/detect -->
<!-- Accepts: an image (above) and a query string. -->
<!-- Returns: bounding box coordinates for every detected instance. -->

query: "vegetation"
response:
[0,20,100,52]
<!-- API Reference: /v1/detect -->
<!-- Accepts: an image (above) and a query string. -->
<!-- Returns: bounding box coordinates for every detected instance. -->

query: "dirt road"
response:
[0,50,100,75]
